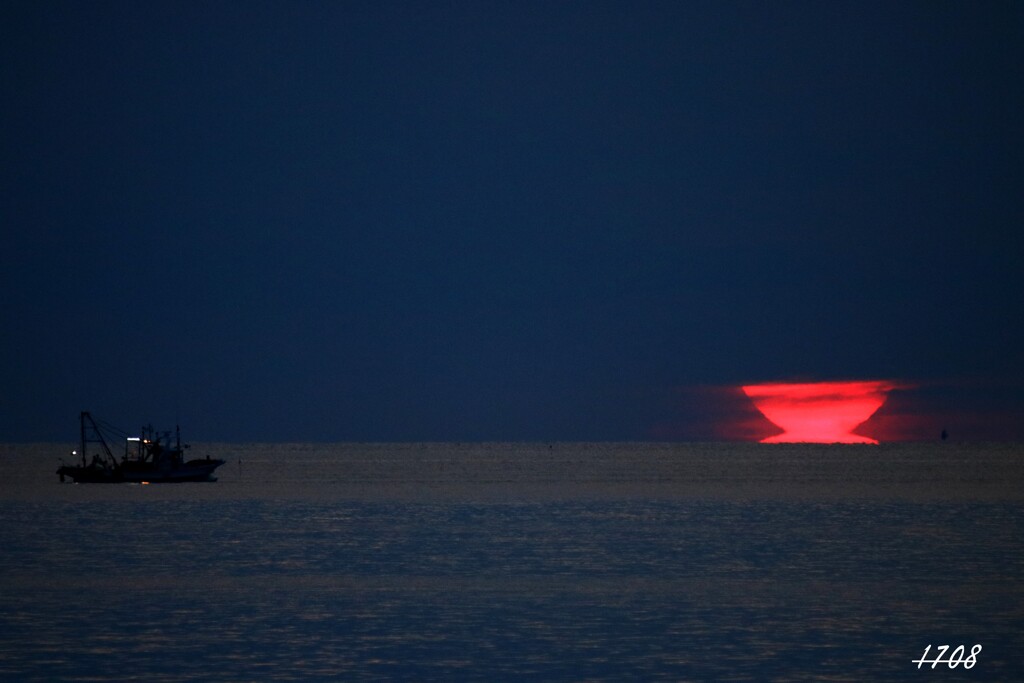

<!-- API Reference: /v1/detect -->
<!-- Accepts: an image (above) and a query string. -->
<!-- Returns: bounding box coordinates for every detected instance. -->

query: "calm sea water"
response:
[1,442,1022,681]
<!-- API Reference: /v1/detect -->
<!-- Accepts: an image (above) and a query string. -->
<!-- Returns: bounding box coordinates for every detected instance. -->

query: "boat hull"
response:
[57,459,225,483]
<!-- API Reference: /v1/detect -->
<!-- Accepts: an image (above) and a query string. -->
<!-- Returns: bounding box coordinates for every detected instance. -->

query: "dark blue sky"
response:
[3,1,1022,441]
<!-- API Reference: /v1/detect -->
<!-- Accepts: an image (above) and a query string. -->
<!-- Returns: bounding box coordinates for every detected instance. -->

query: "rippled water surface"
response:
[1,443,1022,680]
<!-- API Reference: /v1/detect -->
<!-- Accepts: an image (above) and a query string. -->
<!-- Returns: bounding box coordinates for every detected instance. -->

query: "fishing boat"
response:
[57,412,225,483]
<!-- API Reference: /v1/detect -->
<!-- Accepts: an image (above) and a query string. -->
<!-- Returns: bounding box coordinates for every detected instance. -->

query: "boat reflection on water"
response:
[57,412,224,483]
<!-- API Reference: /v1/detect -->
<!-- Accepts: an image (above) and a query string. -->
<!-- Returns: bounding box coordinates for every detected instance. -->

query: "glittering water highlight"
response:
[1,442,1022,681]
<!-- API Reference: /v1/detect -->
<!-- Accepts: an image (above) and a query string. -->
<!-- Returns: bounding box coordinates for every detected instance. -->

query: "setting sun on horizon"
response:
[741,381,897,444]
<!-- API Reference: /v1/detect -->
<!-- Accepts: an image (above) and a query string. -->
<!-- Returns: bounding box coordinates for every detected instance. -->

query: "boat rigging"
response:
[57,412,225,483]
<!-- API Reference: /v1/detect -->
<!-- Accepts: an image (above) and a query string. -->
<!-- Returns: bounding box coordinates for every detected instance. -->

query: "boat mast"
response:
[80,411,87,465]
[79,411,116,465]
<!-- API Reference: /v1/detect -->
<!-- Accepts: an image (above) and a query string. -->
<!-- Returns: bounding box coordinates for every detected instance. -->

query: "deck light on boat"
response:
[741,380,895,443]
[127,437,141,442]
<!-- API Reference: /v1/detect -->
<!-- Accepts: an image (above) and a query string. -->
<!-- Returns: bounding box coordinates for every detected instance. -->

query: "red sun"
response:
[741,381,896,444]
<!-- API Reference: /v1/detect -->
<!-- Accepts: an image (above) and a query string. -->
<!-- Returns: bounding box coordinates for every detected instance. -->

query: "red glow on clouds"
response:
[741,381,896,444]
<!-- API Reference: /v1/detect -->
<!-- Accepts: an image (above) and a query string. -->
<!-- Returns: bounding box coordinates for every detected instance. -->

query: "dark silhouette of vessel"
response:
[57,412,224,483]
